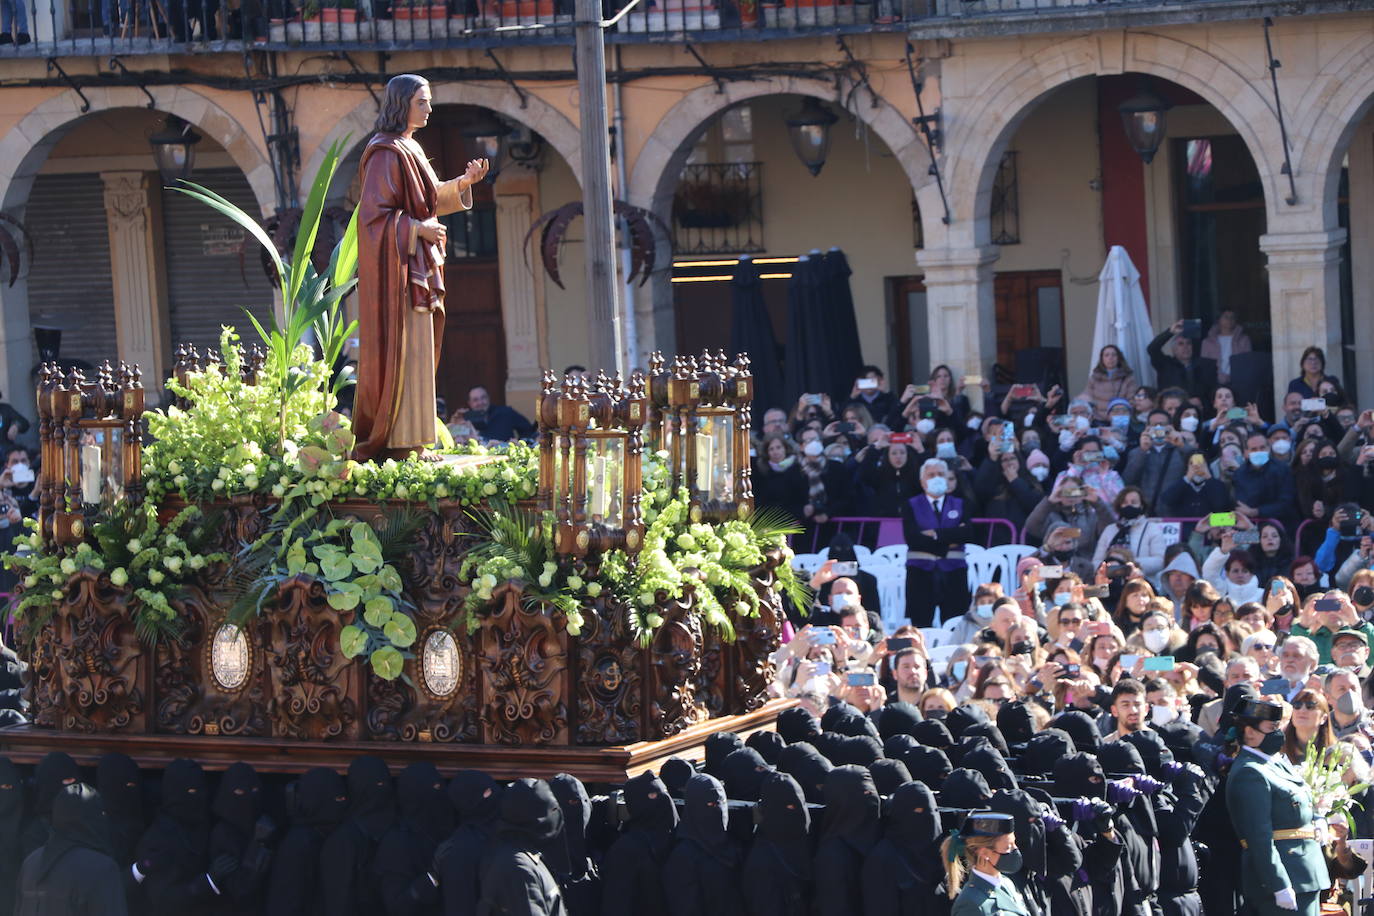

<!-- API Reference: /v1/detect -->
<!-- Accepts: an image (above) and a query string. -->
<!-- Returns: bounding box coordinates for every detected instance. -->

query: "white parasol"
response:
[1088,245,1156,389]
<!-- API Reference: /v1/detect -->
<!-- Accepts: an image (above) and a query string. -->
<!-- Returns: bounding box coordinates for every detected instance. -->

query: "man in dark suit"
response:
[901,457,975,627]
[1148,321,1218,406]
[465,385,535,443]
[1226,697,1329,916]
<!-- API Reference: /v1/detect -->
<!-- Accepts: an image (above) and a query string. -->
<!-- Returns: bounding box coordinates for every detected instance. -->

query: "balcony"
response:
[0,0,1361,57]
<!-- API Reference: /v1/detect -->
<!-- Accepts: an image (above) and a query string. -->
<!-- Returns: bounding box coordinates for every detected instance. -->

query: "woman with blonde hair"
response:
[944,812,1029,914]
[919,687,957,719]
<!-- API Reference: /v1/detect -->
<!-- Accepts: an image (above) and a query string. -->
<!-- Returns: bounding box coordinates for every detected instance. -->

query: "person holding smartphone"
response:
[1148,320,1218,404]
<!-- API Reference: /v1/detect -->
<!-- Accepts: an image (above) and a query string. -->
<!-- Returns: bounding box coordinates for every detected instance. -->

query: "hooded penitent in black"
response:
[97,754,144,868]
[134,758,219,916]
[1052,710,1102,754]
[322,756,395,916]
[15,784,126,916]
[775,742,833,804]
[1099,740,1160,916]
[478,779,566,916]
[937,768,991,811]
[663,774,743,916]
[775,707,822,745]
[741,771,812,916]
[435,770,503,916]
[21,752,78,858]
[962,743,1018,792]
[265,767,348,916]
[862,781,948,916]
[1121,730,1211,916]
[910,718,953,752]
[600,771,677,916]
[373,762,451,916]
[703,733,745,779]
[885,738,952,790]
[745,730,786,765]
[868,759,913,797]
[812,765,881,916]
[876,702,923,741]
[659,758,696,800]
[943,702,989,740]
[720,747,772,803]
[997,699,1039,748]
[1018,729,1075,777]
[545,774,598,916]
[1053,752,1129,916]
[207,761,272,916]
[0,757,27,910]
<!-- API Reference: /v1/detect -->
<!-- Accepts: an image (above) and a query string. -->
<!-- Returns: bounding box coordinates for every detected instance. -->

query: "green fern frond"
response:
[744,506,804,543]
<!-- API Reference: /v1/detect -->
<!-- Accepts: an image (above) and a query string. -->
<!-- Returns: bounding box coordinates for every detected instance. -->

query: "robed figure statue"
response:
[353,74,488,461]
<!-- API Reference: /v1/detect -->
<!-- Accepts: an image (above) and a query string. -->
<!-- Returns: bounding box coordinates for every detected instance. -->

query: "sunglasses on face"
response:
[1293,701,1321,710]
[1252,643,1275,652]
[1059,617,1083,626]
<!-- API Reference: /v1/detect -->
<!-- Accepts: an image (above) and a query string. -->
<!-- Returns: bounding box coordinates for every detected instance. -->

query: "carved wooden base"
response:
[0,698,794,784]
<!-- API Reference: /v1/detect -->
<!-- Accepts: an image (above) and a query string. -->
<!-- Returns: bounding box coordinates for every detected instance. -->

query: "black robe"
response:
[375,762,451,916]
[322,756,395,916]
[862,781,948,916]
[599,771,676,916]
[775,743,833,805]
[0,757,27,913]
[15,783,126,916]
[1053,752,1125,916]
[741,772,811,916]
[477,779,566,916]
[20,752,78,859]
[95,754,144,869]
[264,767,348,916]
[811,766,881,916]
[663,774,743,916]
[435,770,503,916]
[207,761,272,916]
[545,774,599,916]
[133,758,216,916]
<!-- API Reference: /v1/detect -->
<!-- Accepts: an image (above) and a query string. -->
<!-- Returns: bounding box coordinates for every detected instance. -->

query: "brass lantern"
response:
[537,369,647,557]
[47,361,145,546]
[663,351,755,523]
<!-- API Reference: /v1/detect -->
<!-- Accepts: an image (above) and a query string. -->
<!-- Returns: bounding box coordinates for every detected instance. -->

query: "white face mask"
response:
[974,602,995,620]
[1179,415,1199,432]
[1272,438,1293,455]
[1058,430,1077,451]
[1074,415,1091,430]
[803,440,824,458]
[967,417,983,431]
[1030,466,1049,482]
[1053,592,1073,607]
[1143,629,1170,653]
[916,418,936,435]
[1151,704,1178,726]
[925,476,949,497]
[1023,412,1037,428]
[936,441,957,460]
[831,592,859,611]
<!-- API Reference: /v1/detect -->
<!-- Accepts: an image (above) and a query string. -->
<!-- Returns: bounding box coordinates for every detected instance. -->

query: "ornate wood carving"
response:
[734,550,784,712]
[154,586,269,737]
[399,507,477,624]
[364,624,478,744]
[262,575,359,741]
[572,599,642,745]
[648,589,707,739]
[477,583,570,746]
[31,568,146,733]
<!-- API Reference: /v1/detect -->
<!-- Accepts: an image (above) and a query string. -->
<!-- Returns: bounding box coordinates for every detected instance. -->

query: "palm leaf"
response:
[288,137,347,308]
[174,181,286,291]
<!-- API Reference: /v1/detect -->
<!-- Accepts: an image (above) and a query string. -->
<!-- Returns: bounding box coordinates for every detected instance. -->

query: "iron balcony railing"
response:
[0,0,1346,55]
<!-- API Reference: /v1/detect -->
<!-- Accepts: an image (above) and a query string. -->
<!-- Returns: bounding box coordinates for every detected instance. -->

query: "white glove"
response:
[1274,888,1297,911]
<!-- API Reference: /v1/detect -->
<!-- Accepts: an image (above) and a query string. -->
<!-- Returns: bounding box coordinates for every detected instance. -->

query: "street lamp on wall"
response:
[785,97,839,177]
[462,109,510,180]
[149,116,202,186]
[1118,83,1172,165]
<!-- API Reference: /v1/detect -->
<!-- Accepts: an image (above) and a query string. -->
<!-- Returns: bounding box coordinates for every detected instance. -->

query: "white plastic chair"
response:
[963,544,1001,593]
[919,626,945,650]
[872,544,908,566]
[926,642,962,679]
[983,544,1038,589]
[790,552,827,577]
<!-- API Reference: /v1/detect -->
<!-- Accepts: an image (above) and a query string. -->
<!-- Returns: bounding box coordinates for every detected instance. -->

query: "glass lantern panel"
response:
[587,435,625,529]
[696,411,735,504]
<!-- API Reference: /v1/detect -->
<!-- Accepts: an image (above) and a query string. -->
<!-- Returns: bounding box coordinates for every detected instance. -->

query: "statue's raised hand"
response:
[463,158,490,184]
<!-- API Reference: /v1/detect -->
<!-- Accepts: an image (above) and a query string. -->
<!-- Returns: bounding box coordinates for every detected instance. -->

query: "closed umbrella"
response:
[1089,245,1156,389]
[819,248,864,401]
[729,256,785,418]
[782,255,830,403]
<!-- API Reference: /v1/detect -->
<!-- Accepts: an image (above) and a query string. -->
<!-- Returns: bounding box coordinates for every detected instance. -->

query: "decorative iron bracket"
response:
[334,52,382,113]
[684,44,726,95]
[485,49,530,109]
[1263,17,1299,206]
[107,57,156,109]
[46,59,90,113]
[904,42,950,225]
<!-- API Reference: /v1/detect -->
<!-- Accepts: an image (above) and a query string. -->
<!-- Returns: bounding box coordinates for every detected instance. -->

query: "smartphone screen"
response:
[1119,654,1140,669]
[846,671,877,687]
[813,661,832,677]
[1208,512,1237,528]
[831,561,859,577]
[1315,598,1343,613]
[811,628,837,645]
[1039,565,1064,579]
[1143,656,1176,672]
[886,637,913,651]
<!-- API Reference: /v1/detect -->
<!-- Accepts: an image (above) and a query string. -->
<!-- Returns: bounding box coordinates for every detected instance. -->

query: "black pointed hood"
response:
[939,768,992,809]
[346,755,395,839]
[776,707,822,744]
[1020,728,1075,777]
[961,721,1010,758]
[292,767,348,832]
[548,773,592,880]
[753,770,811,878]
[996,700,1038,747]
[887,738,952,789]
[448,770,502,828]
[944,703,989,740]
[868,758,913,796]
[746,730,786,765]
[704,732,745,779]
[498,778,563,850]
[398,762,452,846]
[910,718,953,751]
[720,747,772,802]
[659,758,696,800]
[885,781,942,859]
[212,761,261,837]
[1121,729,1174,779]
[1052,709,1102,753]
[820,765,882,853]
[32,752,79,816]
[40,784,114,880]
[878,702,924,741]
[676,773,737,866]
[988,788,1047,877]
[832,734,884,767]
[621,770,677,858]
[1052,752,1106,800]
[777,741,833,804]
[963,744,1018,792]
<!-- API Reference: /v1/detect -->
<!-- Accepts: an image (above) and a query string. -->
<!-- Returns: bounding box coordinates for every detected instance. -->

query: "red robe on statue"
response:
[352,132,470,461]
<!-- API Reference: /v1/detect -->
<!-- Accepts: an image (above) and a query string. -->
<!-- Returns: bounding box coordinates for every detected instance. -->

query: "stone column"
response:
[915,245,1000,412]
[1259,228,1346,415]
[100,171,171,385]
[494,177,546,409]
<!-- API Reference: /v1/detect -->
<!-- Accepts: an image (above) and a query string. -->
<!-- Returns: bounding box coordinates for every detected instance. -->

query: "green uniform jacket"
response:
[1224,749,1329,898]
[1289,621,1374,665]
[950,874,1032,916]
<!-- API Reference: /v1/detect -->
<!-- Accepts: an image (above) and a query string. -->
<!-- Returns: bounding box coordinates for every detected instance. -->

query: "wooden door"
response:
[993,270,1064,378]
[887,275,927,389]
[416,106,507,417]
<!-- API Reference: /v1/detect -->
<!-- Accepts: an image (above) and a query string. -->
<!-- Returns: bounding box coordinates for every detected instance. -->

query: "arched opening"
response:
[967,74,1271,403]
[7,105,275,408]
[648,93,924,406]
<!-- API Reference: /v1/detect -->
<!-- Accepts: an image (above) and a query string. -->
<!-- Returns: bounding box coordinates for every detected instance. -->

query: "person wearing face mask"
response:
[1128,608,1186,660]
[946,584,1005,650]
[752,434,808,525]
[1030,522,1096,583]
[807,534,884,626]
[1024,479,1115,564]
[1051,436,1124,504]
[1323,664,1374,742]
[1226,697,1329,916]
[903,458,975,627]
[795,434,854,531]
[973,448,1043,536]
[1123,414,1193,513]
[943,812,1030,916]
[1268,429,1296,465]
[1232,431,1298,529]
[1093,487,1167,578]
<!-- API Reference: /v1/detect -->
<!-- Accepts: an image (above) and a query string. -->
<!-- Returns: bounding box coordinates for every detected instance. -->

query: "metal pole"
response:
[612,44,639,372]
[574,0,625,374]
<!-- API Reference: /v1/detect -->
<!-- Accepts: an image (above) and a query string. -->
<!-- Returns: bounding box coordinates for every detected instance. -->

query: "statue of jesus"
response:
[352,74,488,461]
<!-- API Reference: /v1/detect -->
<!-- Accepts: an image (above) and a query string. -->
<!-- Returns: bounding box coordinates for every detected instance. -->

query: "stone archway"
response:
[626,75,932,358]
[917,32,1293,409]
[0,87,273,416]
[303,82,584,191]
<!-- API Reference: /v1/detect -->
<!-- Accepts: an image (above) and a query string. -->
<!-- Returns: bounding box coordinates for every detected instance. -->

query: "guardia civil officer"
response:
[1225,697,1329,916]
[942,811,1031,916]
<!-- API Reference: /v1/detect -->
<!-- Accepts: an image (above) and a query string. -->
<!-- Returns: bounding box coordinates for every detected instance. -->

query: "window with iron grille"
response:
[672,161,765,255]
[990,151,1021,245]
[443,205,498,259]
